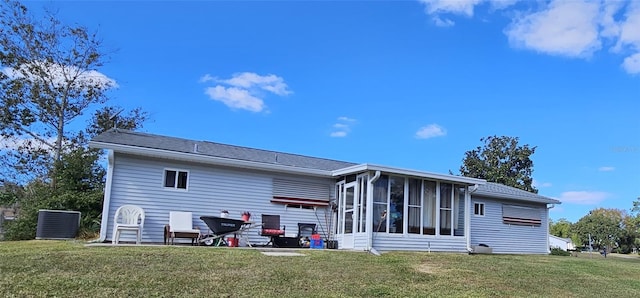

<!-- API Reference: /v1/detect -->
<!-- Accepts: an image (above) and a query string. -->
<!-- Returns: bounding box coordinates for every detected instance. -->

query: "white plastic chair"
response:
[166,211,200,245]
[112,205,145,244]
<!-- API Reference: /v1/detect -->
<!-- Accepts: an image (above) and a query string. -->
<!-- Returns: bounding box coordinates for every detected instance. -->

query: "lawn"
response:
[1,241,639,297]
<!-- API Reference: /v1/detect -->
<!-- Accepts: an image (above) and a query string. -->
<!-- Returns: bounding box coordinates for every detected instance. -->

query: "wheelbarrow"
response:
[199,216,248,246]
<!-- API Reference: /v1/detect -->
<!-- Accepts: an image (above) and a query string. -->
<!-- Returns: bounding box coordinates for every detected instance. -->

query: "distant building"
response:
[549,234,575,251]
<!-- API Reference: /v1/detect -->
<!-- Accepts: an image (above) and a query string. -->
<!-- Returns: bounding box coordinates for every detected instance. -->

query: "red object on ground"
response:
[227,237,238,247]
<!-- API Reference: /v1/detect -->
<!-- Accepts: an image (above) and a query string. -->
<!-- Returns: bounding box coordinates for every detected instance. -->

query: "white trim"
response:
[332,164,486,185]
[89,141,334,177]
[162,168,190,191]
[465,185,471,252]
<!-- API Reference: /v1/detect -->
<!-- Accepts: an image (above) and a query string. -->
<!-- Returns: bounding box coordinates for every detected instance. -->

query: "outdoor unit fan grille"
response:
[36,210,81,240]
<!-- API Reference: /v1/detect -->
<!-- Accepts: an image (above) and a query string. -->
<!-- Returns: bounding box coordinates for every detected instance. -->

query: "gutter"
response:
[546,203,555,253]
[95,150,115,243]
[367,171,381,253]
[466,184,480,253]
[89,141,334,178]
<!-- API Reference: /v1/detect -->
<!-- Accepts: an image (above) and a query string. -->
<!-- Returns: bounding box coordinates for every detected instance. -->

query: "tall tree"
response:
[459,135,537,193]
[0,0,116,186]
[572,208,628,252]
[1,107,146,240]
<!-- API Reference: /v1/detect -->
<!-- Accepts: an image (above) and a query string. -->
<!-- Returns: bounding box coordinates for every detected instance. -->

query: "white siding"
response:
[105,153,335,245]
[470,196,549,254]
[372,234,467,252]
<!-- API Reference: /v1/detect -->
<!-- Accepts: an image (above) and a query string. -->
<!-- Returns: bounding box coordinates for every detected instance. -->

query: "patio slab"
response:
[261,251,306,256]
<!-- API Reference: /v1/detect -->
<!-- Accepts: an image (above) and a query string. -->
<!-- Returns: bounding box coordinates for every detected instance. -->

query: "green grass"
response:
[1,241,639,297]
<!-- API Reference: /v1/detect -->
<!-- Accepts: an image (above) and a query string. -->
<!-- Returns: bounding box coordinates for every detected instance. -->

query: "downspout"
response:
[466,184,480,252]
[546,204,555,253]
[94,150,115,243]
[367,171,381,254]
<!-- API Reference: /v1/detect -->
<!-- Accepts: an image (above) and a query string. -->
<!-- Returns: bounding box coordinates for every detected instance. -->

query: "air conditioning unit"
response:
[36,210,81,240]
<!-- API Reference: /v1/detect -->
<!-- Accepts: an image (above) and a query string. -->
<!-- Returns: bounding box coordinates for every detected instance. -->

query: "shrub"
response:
[550,247,571,256]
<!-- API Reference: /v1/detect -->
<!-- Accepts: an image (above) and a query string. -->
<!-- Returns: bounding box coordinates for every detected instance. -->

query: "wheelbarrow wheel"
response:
[202,235,215,246]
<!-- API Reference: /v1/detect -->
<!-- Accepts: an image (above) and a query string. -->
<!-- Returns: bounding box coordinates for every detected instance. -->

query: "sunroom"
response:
[331,164,484,252]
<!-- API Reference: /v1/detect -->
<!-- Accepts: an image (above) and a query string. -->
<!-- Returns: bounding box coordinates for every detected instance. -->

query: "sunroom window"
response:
[370,176,466,237]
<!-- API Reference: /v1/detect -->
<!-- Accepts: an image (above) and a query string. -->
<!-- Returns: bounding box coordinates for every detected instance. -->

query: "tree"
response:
[0,0,116,186]
[1,107,146,240]
[572,208,630,253]
[0,1,148,240]
[549,218,573,238]
[459,135,537,193]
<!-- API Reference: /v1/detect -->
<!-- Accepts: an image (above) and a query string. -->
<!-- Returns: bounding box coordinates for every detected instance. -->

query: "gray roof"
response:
[91,130,559,205]
[91,129,357,171]
[473,182,560,204]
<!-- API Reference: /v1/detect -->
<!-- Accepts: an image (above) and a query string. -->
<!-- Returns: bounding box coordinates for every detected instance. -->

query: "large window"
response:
[389,176,404,234]
[372,175,388,232]
[423,181,437,235]
[370,176,466,237]
[440,183,453,236]
[164,169,188,190]
[357,176,368,233]
[454,185,465,236]
[407,179,421,234]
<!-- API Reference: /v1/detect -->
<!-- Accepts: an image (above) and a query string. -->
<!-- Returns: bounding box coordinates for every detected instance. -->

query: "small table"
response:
[164,225,200,245]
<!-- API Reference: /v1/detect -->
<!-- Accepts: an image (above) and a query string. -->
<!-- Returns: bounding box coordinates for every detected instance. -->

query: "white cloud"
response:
[338,116,356,122]
[558,191,610,205]
[330,131,347,138]
[199,74,216,83]
[504,0,601,58]
[219,72,292,96]
[204,86,265,112]
[622,53,640,73]
[599,0,624,39]
[598,166,615,172]
[415,124,446,139]
[433,16,455,27]
[0,136,59,153]
[549,206,564,213]
[2,61,117,89]
[419,0,482,17]
[532,179,552,188]
[418,0,640,75]
[201,72,291,112]
[330,116,356,137]
[615,3,640,50]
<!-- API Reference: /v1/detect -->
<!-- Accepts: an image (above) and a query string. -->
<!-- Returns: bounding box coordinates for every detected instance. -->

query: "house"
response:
[89,129,560,254]
[549,234,575,251]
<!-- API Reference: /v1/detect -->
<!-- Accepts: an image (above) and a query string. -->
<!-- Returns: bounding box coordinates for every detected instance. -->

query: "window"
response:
[368,176,464,237]
[357,175,368,233]
[422,180,436,235]
[439,183,453,236]
[407,178,421,234]
[164,169,188,189]
[453,185,466,236]
[474,203,485,216]
[372,175,388,232]
[389,176,404,234]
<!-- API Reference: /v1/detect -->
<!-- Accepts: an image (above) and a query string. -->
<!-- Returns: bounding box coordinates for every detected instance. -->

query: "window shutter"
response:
[502,205,541,226]
[272,178,331,206]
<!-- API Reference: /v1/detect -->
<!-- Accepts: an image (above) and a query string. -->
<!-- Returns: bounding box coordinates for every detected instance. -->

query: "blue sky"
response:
[18,0,640,223]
